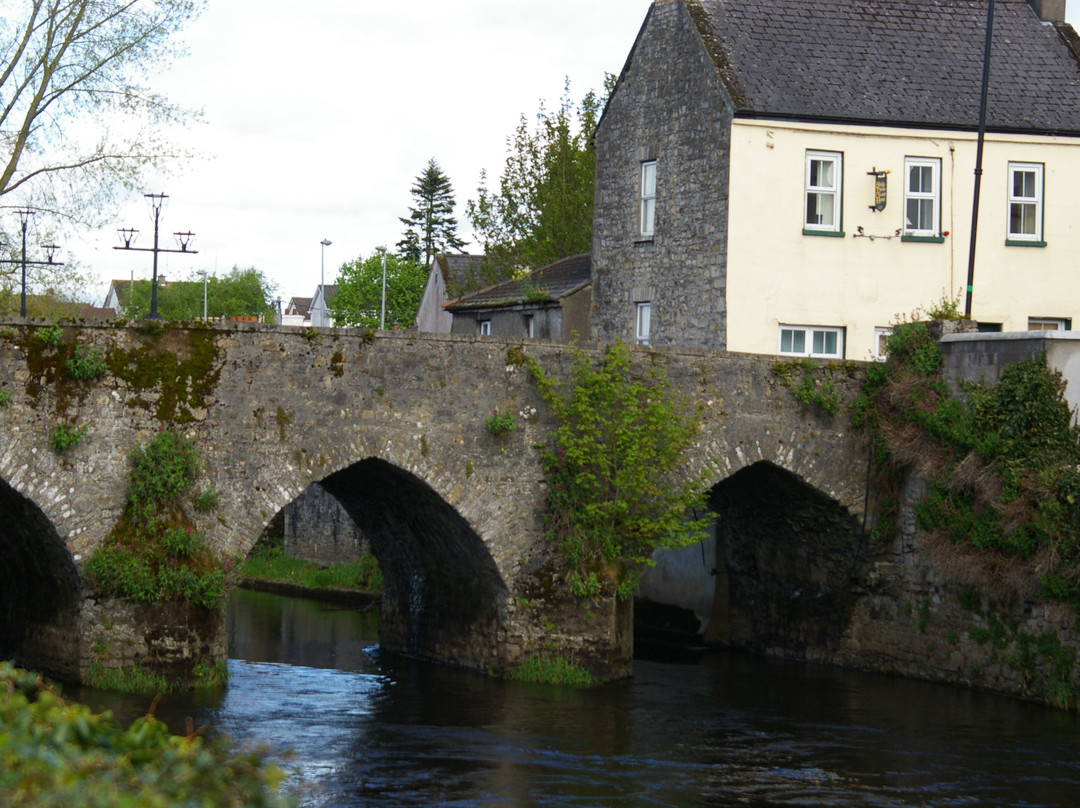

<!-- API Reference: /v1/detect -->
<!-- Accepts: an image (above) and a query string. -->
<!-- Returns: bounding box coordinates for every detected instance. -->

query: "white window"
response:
[524,314,534,338]
[640,161,656,237]
[636,302,651,345]
[479,320,491,336]
[779,325,844,359]
[1008,162,1044,243]
[1028,317,1070,331]
[805,151,842,233]
[874,327,892,361]
[904,157,941,236]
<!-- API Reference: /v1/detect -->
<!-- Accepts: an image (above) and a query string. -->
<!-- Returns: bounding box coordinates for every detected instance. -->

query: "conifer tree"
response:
[397,158,467,267]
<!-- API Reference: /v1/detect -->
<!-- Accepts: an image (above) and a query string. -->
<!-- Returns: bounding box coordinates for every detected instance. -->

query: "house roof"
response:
[433,253,486,289]
[286,296,312,316]
[668,0,1080,134]
[445,253,591,311]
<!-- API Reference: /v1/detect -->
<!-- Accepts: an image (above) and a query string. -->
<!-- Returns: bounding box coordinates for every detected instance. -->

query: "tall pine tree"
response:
[398,158,467,267]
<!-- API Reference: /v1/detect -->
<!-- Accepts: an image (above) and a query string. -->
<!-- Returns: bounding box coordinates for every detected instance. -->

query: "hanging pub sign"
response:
[868,168,889,212]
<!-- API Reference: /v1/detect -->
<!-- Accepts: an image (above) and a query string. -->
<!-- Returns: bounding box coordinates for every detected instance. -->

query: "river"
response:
[71,588,1080,807]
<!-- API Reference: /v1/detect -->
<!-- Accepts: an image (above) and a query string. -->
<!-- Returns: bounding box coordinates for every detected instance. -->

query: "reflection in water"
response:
[73,589,1080,807]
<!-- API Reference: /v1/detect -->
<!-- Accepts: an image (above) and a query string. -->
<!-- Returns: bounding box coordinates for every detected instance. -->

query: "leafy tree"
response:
[528,340,713,600]
[119,266,276,321]
[466,77,612,286]
[0,0,203,226]
[329,252,427,328]
[397,158,467,266]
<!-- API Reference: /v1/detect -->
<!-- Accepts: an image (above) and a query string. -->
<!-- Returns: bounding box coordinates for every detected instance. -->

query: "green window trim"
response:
[901,234,945,244]
[1005,239,1047,248]
[802,228,846,238]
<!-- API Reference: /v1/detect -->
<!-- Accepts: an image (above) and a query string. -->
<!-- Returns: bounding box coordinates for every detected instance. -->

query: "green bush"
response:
[857,320,1080,612]
[65,343,108,380]
[86,430,230,612]
[0,663,294,807]
[50,422,88,453]
[127,428,202,517]
[193,487,220,512]
[529,340,712,599]
[33,324,64,348]
[0,388,11,406]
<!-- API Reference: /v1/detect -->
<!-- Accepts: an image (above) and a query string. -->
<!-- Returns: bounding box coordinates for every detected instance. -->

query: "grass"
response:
[239,545,382,593]
[509,655,597,687]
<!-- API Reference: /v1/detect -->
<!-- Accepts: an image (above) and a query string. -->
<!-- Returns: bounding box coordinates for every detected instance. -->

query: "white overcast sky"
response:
[77,0,652,305]
[78,0,1080,307]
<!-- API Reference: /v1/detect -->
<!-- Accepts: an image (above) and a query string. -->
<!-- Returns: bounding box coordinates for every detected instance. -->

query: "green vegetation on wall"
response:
[528,340,712,600]
[85,428,229,611]
[856,320,1080,610]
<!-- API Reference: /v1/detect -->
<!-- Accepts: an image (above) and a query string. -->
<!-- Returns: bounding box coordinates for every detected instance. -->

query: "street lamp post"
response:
[196,269,208,320]
[0,209,64,318]
[377,245,387,330]
[319,238,332,326]
[114,193,198,320]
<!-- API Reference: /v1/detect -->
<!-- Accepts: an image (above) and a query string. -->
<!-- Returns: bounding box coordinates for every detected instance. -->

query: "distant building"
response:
[281,296,312,327]
[309,284,338,328]
[446,253,591,342]
[416,253,486,333]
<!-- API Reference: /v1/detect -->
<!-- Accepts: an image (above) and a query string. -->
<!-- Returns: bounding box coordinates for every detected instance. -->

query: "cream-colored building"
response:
[591,0,1080,361]
[727,121,1080,360]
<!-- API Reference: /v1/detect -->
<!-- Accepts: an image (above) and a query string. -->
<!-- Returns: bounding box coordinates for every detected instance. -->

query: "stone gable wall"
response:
[592,0,733,349]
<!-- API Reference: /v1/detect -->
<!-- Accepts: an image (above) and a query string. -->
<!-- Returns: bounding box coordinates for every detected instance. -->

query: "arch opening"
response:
[709,460,872,654]
[0,478,82,678]
[318,458,508,670]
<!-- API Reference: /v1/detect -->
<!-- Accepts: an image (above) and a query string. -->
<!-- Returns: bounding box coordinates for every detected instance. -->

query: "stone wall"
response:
[592,0,733,349]
[0,321,869,685]
[282,483,368,565]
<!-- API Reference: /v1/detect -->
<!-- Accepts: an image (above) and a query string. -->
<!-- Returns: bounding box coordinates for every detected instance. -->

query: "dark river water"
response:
[72,589,1080,807]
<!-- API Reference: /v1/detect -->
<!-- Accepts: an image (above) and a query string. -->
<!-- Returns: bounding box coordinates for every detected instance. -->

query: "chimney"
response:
[1028,0,1066,23]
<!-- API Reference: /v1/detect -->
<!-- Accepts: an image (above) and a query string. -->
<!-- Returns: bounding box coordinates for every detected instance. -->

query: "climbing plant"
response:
[529,340,713,600]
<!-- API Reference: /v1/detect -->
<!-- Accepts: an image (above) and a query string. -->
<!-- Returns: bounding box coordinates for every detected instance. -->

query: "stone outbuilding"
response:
[446,253,592,341]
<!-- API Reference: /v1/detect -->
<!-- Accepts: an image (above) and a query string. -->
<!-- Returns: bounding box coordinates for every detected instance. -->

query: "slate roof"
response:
[445,254,591,311]
[433,253,486,292]
[285,297,311,317]
[683,0,1080,133]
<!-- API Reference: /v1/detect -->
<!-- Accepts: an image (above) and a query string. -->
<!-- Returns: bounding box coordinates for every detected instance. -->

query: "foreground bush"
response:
[0,663,295,807]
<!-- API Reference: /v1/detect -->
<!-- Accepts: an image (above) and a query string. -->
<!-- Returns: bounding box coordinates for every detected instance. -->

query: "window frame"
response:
[874,327,892,361]
[902,156,942,241]
[635,301,651,346]
[803,150,843,236]
[778,324,844,359]
[1007,162,1045,246]
[479,319,491,336]
[1028,317,1071,331]
[640,160,656,237]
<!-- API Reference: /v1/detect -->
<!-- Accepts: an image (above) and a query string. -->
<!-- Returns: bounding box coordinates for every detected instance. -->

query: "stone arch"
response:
[0,477,82,679]
[709,460,872,654]
[318,457,508,671]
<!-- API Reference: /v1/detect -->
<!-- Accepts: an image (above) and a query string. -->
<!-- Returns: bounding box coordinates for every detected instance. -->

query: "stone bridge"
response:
[0,320,870,686]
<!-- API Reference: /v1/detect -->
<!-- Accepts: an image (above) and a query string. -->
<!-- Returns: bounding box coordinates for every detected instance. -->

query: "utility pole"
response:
[114,194,198,320]
[0,209,63,318]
